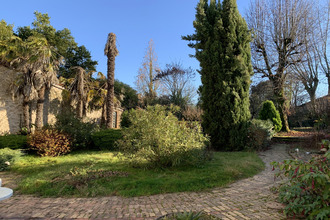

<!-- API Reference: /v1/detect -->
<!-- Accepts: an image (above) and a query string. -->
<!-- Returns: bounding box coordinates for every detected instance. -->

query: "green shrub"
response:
[54,111,96,149]
[246,119,274,151]
[117,105,209,168]
[120,110,131,128]
[0,134,27,149]
[91,129,122,150]
[259,100,282,132]
[0,148,23,171]
[271,149,330,219]
[28,129,71,157]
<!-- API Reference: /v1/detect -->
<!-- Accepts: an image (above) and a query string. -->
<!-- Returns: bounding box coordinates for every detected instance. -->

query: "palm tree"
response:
[87,72,107,126]
[26,36,61,129]
[0,35,34,132]
[0,34,60,131]
[68,66,85,118]
[104,33,118,129]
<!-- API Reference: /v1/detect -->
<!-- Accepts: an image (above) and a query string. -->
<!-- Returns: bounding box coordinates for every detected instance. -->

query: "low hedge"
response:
[0,134,28,150]
[91,129,122,150]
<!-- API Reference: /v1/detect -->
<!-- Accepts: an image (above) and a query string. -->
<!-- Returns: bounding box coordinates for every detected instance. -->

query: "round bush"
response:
[247,119,274,151]
[28,129,71,157]
[117,105,209,168]
[259,100,282,132]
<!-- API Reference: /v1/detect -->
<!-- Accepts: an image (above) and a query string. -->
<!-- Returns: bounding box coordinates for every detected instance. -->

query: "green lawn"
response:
[9,150,265,197]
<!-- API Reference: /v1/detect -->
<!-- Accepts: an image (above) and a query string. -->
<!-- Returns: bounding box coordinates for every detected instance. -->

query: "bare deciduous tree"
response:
[287,78,308,108]
[316,0,330,94]
[135,39,160,104]
[247,0,314,131]
[154,62,196,109]
[290,45,319,112]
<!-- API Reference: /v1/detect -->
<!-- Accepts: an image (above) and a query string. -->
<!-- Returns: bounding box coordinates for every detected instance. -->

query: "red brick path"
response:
[0,144,288,219]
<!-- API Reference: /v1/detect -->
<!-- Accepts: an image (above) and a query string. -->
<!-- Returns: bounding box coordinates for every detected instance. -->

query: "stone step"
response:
[272,136,309,143]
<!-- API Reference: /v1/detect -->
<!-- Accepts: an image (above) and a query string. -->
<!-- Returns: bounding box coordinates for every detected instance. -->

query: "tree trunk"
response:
[82,99,87,117]
[76,67,85,118]
[101,102,106,128]
[23,96,30,133]
[106,56,115,129]
[328,76,330,95]
[76,99,83,118]
[307,88,317,116]
[272,77,290,132]
[104,33,118,129]
[36,86,45,130]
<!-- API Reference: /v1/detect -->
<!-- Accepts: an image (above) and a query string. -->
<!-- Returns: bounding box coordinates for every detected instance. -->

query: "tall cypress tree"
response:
[183,0,253,151]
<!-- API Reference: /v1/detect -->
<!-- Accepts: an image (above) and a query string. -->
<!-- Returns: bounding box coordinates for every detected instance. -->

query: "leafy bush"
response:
[120,110,131,128]
[91,129,122,150]
[320,139,330,153]
[314,115,328,131]
[246,119,274,151]
[0,148,23,171]
[117,105,209,168]
[271,149,330,219]
[259,100,282,132]
[0,134,27,150]
[28,129,71,157]
[54,111,96,149]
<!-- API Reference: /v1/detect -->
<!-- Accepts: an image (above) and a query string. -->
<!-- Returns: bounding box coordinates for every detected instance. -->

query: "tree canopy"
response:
[16,11,97,78]
[183,0,253,151]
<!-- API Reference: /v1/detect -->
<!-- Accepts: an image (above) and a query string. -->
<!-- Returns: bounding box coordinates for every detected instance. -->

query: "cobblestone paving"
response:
[0,144,289,219]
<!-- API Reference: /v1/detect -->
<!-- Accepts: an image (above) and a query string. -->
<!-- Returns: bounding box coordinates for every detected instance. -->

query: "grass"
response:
[8,150,264,197]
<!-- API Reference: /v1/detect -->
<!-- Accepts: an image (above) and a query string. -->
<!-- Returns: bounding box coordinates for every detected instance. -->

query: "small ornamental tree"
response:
[259,100,282,132]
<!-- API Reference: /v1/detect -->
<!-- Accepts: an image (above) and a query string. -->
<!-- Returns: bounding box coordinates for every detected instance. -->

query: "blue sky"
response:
[0,1,250,89]
[0,0,328,97]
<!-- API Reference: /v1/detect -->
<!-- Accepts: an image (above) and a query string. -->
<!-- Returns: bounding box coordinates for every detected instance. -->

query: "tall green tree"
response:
[59,45,98,78]
[15,12,71,130]
[104,33,118,129]
[16,12,97,79]
[183,0,253,150]
[114,80,139,110]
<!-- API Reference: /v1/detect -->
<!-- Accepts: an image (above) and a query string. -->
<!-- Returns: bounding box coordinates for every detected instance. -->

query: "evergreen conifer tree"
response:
[259,100,282,132]
[183,0,253,150]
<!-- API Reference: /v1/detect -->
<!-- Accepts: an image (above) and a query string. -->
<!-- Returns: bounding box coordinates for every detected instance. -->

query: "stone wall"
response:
[0,66,63,134]
[0,66,123,134]
[86,107,123,128]
[0,66,23,134]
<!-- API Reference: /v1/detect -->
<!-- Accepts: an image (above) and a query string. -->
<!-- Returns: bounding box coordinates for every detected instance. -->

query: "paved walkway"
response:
[0,144,289,219]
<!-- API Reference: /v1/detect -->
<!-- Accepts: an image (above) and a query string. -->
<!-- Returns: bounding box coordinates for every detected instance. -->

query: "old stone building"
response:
[0,66,123,134]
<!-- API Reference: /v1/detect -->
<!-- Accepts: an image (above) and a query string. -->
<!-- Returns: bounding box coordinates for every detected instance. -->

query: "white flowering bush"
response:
[117,105,209,168]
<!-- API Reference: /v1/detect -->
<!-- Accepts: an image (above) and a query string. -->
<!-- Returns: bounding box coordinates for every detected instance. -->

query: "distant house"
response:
[289,95,330,127]
[0,66,123,134]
